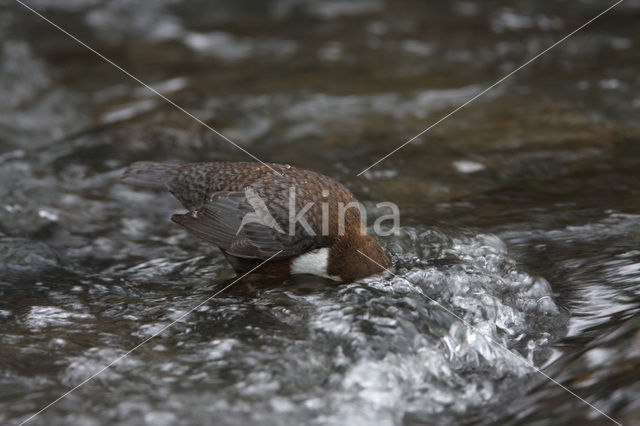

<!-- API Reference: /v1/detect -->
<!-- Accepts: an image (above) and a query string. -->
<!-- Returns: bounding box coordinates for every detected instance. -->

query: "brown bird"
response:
[120,161,390,282]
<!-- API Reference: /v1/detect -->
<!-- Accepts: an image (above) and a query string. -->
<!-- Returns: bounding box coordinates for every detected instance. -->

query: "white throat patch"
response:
[290,248,340,281]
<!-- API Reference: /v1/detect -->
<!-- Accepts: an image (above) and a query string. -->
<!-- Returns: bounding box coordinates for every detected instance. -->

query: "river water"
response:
[1,1,639,425]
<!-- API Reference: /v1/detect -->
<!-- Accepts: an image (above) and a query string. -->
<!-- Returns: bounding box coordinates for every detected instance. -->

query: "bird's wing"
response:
[170,190,323,260]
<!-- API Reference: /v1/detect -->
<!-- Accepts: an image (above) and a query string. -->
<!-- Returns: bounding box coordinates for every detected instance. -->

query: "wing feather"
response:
[171,191,321,260]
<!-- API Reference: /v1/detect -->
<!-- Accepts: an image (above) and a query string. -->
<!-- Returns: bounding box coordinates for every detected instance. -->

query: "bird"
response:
[120,161,391,282]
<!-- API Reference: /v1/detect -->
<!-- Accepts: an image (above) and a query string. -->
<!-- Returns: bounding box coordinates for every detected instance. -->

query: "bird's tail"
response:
[120,161,178,189]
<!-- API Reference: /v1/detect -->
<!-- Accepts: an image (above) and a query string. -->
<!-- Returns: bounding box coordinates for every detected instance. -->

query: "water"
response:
[1,0,639,425]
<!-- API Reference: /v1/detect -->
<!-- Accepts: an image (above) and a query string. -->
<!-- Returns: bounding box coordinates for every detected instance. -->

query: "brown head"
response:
[327,228,391,283]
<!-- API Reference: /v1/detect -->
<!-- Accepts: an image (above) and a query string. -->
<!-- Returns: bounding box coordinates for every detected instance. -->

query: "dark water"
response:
[1,0,639,425]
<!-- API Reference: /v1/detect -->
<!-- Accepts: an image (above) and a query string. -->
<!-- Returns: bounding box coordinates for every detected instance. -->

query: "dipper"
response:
[120,161,390,282]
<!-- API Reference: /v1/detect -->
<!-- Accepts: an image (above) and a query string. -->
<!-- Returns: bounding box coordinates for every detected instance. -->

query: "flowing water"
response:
[1,1,639,425]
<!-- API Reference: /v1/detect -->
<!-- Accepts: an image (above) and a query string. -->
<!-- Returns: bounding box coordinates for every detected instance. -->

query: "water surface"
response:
[1,1,639,425]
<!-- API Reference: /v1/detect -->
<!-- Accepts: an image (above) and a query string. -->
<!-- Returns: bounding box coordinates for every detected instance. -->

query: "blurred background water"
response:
[1,0,639,425]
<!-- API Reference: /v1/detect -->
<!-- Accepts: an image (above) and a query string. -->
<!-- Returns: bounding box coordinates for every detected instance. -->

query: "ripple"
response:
[24,306,93,331]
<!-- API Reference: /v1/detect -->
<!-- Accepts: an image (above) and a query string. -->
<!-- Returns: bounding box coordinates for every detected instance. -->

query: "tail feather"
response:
[120,161,177,189]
